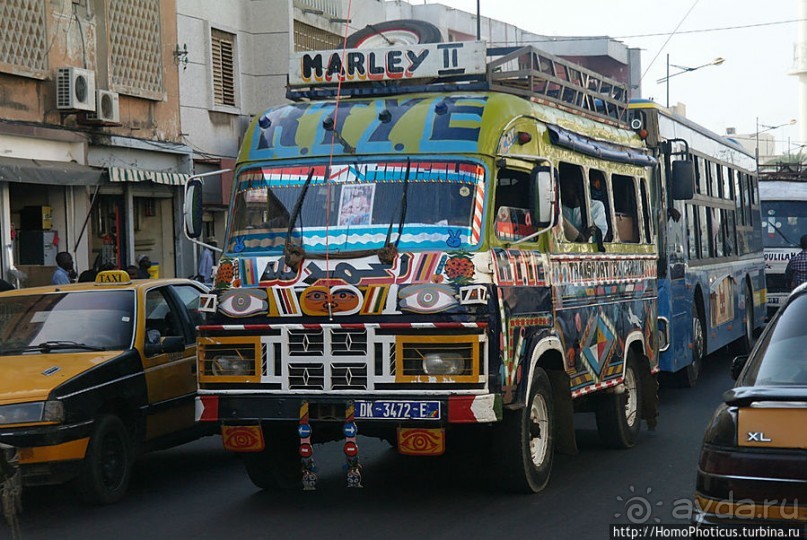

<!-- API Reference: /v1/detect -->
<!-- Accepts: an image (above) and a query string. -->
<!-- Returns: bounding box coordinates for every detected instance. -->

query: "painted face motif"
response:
[300,286,361,316]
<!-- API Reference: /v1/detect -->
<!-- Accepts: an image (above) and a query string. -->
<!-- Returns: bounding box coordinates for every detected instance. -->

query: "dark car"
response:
[0,271,213,504]
[695,283,807,526]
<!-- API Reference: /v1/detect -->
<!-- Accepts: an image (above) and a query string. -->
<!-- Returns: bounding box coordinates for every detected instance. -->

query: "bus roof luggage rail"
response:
[286,42,629,128]
[486,45,628,127]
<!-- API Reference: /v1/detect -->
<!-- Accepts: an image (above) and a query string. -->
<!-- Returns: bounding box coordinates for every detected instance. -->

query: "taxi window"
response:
[742,294,807,386]
[0,291,135,353]
[144,288,185,352]
[172,285,204,329]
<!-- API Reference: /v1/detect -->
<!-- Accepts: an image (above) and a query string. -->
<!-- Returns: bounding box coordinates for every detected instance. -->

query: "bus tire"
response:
[738,283,755,354]
[243,431,301,490]
[345,20,442,49]
[74,415,133,505]
[596,353,642,449]
[493,367,554,493]
[678,302,705,388]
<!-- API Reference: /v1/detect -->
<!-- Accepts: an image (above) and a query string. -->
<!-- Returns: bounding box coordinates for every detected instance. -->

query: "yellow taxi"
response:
[0,270,212,504]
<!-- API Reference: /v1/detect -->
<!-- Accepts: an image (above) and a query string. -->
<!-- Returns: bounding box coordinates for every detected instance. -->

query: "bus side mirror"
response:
[184,178,204,239]
[671,160,695,200]
[531,166,554,226]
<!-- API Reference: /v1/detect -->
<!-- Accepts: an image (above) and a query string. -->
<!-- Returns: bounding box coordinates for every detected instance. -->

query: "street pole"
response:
[755,117,760,173]
[666,53,670,109]
[476,0,481,40]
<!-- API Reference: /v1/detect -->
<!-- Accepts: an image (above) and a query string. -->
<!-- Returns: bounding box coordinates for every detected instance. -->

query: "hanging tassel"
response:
[343,401,362,488]
[298,401,317,491]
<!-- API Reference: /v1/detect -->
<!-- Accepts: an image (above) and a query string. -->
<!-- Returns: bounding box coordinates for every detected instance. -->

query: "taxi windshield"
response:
[0,290,135,355]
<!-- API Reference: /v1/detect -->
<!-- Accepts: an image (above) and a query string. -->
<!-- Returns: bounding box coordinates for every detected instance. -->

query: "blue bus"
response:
[630,101,766,386]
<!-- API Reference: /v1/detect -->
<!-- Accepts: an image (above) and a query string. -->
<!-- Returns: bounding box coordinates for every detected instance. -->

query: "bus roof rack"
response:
[759,162,807,181]
[287,42,629,127]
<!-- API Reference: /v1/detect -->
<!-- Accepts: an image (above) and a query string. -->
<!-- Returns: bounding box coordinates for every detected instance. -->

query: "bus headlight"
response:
[212,355,254,376]
[422,353,465,375]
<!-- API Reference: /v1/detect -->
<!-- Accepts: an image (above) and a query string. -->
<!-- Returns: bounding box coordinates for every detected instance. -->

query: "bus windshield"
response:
[227,161,484,254]
[761,201,807,248]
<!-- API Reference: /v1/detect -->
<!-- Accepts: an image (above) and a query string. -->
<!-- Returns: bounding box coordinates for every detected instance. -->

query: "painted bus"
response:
[758,165,807,316]
[185,42,672,493]
[629,101,766,387]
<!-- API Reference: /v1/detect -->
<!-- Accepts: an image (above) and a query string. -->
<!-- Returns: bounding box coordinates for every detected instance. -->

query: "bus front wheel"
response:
[493,367,554,493]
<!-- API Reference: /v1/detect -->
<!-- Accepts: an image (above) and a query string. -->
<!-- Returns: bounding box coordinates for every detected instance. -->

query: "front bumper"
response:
[196,393,501,426]
[0,419,94,485]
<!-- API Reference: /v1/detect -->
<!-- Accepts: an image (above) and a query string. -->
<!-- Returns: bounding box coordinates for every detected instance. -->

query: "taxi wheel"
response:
[75,415,132,505]
[595,353,642,449]
[493,366,554,493]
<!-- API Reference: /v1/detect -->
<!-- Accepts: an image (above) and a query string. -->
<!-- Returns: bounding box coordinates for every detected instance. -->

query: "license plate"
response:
[354,400,441,420]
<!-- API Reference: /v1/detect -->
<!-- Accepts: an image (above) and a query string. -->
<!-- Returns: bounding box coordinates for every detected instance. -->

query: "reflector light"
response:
[343,441,359,457]
[517,131,532,144]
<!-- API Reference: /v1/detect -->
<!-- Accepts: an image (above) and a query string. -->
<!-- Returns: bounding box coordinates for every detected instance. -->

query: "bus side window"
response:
[558,162,589,243]
[588,168,613,242]
[639,179,652,243]
[612,174,640,243]
[494,168,535,241]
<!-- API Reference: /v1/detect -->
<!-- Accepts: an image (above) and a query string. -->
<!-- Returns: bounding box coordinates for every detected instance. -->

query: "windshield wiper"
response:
[0,341,106,354]
[378,159,411,265]
[283,168,316,270]
[770,223,796,247]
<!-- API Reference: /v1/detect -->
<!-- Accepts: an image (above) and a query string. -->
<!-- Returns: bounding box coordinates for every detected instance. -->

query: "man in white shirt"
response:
[561,183,608,242]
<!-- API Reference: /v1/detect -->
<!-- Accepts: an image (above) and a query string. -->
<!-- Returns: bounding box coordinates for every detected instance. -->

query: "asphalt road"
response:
[11,352,736,540]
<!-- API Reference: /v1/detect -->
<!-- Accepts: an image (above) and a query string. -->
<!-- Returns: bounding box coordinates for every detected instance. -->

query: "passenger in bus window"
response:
[560,180,604,243]
[588,170,611,241]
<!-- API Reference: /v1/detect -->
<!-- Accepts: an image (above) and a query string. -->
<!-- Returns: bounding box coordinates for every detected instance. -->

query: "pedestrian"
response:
[52,252,76,285]
[125,265,138,280]
[784,234,807,291]
[197,237,217,285]
[136,254,152,279]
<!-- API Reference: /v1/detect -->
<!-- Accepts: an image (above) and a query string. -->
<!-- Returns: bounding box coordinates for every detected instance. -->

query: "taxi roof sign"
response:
[95,270,132,285]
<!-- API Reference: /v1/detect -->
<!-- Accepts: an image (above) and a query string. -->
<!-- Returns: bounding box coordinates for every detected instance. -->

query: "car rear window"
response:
[0,290,135,353]
[742,294,807,386]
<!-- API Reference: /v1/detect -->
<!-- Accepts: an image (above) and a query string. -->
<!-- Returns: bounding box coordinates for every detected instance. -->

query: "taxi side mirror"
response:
[730,355,749,381]
[144,336,185,357]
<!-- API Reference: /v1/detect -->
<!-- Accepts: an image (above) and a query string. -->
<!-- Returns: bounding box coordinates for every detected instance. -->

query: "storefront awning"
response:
[0,156,104,185]
[109,166,189,186]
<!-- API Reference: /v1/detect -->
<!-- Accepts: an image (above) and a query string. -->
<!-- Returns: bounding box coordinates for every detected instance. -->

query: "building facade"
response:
[0,0,192,286]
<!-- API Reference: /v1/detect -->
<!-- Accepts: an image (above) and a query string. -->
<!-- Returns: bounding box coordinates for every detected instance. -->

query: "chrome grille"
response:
[331,363,368,390]
[288,329,324,356]
[288,363,325,390]
[331,329,367,356]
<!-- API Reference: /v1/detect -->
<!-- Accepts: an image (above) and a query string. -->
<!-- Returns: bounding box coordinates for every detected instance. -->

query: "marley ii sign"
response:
[289,41,487,86]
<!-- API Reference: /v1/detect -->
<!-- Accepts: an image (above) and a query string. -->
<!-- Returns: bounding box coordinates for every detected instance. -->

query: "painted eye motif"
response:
[218,289,268,317]
[223,427,261,450]
[398,429,444,455]
[398,284,457,314]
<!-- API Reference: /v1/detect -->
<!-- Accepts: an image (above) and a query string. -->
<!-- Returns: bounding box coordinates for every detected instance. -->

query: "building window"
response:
[293,20,341,52]
[211,29,236,107]
[0,0,47,78]
[108,0,164,100]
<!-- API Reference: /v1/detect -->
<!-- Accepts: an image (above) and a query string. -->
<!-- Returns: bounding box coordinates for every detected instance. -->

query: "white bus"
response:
[759,167,807,316]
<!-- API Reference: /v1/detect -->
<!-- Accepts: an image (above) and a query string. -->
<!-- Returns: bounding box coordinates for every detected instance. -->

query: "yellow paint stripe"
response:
[19,437,89,464]
[696,495,807,521]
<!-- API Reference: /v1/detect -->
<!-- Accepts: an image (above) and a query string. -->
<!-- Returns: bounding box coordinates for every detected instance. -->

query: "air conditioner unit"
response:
[83,90,120,124]
[56,67,96,111]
